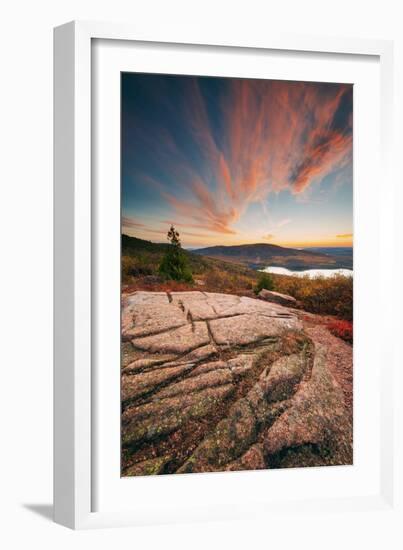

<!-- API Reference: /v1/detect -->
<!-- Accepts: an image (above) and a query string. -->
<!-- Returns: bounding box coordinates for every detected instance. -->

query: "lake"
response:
[261,266,353,279]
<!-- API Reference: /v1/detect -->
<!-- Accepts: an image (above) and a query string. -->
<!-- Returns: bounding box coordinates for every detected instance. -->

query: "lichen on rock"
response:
[121,291,352,475]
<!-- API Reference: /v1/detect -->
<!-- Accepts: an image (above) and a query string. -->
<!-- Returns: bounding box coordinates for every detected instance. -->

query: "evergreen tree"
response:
[158,225,194,283]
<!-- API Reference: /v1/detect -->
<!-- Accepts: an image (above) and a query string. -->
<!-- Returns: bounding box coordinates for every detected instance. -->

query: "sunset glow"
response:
[122,74,353,249]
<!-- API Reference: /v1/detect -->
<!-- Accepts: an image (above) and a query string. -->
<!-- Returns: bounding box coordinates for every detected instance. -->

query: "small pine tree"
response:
[158,225,194,283]
[254,272,274,294]
[167,225,181,247]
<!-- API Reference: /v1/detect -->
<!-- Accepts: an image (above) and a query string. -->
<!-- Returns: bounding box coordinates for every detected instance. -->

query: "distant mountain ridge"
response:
[193,243,353,270]
[122,235,353,271]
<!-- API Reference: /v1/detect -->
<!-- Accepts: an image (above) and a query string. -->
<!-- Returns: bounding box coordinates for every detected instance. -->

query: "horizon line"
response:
[122,233,353,249]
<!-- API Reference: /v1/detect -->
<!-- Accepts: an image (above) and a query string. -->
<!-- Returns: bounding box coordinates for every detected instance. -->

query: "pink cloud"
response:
[140,79,352,235]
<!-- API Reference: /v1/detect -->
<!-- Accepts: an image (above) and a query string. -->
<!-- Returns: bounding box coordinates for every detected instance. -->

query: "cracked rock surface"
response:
[121,291,352,476]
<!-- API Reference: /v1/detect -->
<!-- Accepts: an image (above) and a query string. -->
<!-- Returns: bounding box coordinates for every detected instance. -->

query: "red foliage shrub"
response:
[327,320,353,344]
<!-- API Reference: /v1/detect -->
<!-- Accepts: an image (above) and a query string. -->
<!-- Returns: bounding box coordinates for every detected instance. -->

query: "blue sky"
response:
[122,73,353,248]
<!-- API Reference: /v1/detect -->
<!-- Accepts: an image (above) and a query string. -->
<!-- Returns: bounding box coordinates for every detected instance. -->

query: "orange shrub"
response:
[204,268,254,294]
[272,273,353,320]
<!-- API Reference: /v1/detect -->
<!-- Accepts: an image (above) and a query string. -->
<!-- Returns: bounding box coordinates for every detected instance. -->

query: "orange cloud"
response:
[139,79,352,235]
[161,181,238,235]
[336,233,353,239]
[225,80,352,199]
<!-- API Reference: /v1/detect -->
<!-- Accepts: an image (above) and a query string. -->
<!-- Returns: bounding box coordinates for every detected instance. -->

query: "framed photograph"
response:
[54,21,396,529]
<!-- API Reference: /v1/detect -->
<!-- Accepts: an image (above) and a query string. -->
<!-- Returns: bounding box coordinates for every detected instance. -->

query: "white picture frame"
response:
[54,20,397,530]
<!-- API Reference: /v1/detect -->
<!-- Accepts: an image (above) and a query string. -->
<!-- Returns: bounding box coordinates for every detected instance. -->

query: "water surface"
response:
[261,266,353,279]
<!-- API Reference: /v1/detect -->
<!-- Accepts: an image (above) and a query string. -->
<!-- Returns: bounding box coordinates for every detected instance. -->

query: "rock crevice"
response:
[121,291,352,475]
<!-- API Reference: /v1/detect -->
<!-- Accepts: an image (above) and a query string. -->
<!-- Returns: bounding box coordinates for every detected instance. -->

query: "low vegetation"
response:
[272,273,353,321]
[254,272,274,294]
[326,319,353,343]
[122,233,353,325]
[122,233,208,276]
[122,233,258,294]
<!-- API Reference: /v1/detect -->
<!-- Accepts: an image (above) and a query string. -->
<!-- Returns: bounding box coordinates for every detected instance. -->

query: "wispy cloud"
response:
[276,218,291,229]
[122,216,145,229]
[264,218,292,237]
[336,233,353,239]
[122,216,213,241]
[132,78,352,235]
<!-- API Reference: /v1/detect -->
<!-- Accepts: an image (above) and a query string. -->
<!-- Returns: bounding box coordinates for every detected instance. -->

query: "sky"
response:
[122,73,353,249]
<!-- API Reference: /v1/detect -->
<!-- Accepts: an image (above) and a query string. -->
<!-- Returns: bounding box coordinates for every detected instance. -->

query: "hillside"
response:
[194,243,352,270]
[122,234,353,321]
[122,234,259,282]
[303,246,353,268]
[122,234,207,272]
